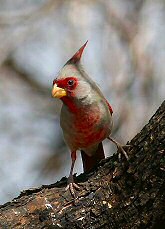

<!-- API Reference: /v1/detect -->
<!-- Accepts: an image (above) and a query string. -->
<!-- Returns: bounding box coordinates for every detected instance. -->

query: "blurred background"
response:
[0,0,164,204]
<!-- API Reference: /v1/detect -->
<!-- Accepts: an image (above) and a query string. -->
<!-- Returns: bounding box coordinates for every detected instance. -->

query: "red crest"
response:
[66,40,88,64]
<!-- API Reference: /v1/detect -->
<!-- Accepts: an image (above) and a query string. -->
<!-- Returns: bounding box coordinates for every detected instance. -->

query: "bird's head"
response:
[52,41,94,104]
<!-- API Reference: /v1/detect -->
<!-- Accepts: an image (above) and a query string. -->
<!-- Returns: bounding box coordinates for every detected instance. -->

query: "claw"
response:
[66,175,80,199]
[108,137,129,160]
[117,144,129,160]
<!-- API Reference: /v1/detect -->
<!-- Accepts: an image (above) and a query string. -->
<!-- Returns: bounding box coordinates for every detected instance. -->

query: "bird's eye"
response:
[67,79,75,86]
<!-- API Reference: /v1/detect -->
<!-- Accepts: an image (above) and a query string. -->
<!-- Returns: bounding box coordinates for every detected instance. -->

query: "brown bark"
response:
[0,101,165,229]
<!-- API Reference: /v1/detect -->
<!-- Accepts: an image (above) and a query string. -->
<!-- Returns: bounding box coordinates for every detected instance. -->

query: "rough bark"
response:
[0,101,165,229]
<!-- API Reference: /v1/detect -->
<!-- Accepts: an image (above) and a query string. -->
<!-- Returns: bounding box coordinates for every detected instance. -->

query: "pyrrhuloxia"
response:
[52,41,128,198]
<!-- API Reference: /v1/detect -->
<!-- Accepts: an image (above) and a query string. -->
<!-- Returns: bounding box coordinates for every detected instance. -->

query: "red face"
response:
[53,77,78,97]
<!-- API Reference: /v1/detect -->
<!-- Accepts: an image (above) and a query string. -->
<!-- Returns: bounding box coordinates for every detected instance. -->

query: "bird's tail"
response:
[81,142,105,173]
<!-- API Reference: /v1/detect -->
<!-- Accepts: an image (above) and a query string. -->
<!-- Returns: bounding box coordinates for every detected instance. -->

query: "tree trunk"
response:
[0,101,165,229]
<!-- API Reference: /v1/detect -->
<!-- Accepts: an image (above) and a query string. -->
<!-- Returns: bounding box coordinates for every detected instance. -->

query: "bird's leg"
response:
[65,151,80,199]
[107,136,129,160]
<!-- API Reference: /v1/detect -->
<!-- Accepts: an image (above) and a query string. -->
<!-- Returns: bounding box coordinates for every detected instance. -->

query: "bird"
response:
[52,41,128,198]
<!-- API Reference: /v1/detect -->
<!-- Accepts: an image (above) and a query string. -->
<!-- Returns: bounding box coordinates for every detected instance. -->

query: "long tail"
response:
[81,142,105,173]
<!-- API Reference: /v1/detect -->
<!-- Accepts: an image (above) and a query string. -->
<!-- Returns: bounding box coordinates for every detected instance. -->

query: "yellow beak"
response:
[52,84,67,98]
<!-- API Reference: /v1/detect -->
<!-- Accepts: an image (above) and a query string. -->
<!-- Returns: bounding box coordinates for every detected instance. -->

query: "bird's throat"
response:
[61,97,79,113]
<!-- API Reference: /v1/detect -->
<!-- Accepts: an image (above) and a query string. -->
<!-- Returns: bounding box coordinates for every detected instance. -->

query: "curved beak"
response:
[52,84,67,98]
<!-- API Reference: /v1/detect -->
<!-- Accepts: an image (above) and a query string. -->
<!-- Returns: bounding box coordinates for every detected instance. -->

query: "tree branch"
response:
[0,101,164,228]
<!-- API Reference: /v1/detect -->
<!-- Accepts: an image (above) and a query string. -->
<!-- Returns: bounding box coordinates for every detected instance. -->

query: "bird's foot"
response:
[118,147,129,161]
[108,137,129,161]
[65,175,80,200]
[117,144,129,161]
